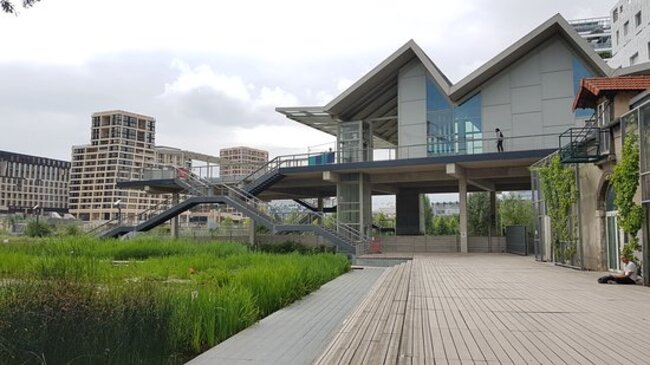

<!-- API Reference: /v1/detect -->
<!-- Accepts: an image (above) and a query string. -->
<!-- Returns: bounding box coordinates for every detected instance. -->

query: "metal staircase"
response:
[97,169,367,255]
[239,151,334,195]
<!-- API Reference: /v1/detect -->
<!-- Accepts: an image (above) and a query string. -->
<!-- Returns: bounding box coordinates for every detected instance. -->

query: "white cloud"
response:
[256,87,299,108]
[232,124,334,154]
[163,60,252,102]
[0,0,617,161]
[162,59,299,111]
[336,78,355,92]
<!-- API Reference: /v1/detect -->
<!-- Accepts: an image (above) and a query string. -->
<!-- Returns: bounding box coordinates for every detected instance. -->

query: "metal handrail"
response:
[87,189,190,235]
[183,170,369,245]
[269,201,367,243]
[242,132,566,182]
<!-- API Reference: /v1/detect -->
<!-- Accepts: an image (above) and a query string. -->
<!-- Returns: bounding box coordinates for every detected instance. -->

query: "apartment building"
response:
[69,110,160,222]
[569,16,612,59]
[431,202,460,217]
[609,0,650,68]
[0,150,70,214]
[219,146,268,179]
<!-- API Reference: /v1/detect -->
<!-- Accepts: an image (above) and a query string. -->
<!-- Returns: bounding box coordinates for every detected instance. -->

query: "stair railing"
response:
[87,188,193,236]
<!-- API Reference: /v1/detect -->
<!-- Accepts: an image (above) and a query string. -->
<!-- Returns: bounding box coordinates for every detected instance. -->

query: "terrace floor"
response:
[188,254,650,365]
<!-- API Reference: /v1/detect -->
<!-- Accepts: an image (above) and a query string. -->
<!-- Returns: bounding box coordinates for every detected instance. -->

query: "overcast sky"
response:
[0,0,614,162]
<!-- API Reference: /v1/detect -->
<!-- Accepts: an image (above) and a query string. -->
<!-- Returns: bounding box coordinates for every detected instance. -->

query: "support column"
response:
[171,193,179,239]
[459,177,468,253]
[396,191,422,235]
[248,220,256,246]
[641,203,650,286]
[317,197,324,225]
[490,191,497,234]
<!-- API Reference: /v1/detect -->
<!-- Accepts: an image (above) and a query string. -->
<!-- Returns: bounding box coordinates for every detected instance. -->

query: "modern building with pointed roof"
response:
[273,14,617,252]
[109,13,639,257]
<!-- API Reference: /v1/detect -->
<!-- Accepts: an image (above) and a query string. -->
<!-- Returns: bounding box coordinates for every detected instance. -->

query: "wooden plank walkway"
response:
[316,254,650,365]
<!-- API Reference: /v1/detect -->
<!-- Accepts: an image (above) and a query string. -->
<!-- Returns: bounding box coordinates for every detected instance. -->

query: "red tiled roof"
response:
[573,76,650,110]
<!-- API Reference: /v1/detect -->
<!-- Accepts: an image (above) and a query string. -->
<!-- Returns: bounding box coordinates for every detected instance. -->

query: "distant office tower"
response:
[219,146,269,179]
[69,110,159,222]
[609,0,650,68]
[0,150,70,214]
[569,17,612,59]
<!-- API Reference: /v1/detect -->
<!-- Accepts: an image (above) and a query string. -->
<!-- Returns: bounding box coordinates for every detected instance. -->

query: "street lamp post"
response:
[114,200,122,224]
[33,204,40,224]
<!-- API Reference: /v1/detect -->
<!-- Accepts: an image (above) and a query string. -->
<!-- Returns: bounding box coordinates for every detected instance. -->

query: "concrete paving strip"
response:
[186,266,386,365]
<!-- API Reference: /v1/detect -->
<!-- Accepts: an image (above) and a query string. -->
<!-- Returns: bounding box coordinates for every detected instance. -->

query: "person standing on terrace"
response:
[495,128,504,152]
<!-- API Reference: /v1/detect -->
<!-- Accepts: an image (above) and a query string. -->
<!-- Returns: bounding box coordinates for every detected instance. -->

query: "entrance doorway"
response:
[605,184,623,271]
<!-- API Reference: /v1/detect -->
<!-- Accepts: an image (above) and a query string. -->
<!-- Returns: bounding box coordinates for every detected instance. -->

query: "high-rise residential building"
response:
[219,146,269,179]
[69,110,160,222]
[0,150,70,214]
[569,17,612,59]
[609,0,650,68]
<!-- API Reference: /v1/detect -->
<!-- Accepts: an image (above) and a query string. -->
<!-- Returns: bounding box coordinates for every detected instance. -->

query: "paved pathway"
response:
[186,267,386,365]
[317,254,650,365]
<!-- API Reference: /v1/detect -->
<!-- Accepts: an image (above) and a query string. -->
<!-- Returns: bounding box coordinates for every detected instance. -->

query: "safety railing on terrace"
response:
[558,123,610,163]
[240,132,562,183]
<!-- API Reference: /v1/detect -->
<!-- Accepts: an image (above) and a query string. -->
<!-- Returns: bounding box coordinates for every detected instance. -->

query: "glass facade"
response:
[426,77,482,156]
[572,57,595,119]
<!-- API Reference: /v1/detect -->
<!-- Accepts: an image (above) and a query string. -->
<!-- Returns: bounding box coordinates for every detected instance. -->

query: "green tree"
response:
[2,0,40,14]
[430,215,459,235]
[431,215,447,235]
[445,215,459,235]
[468,192,490,235]
[611,119,644,260]
[373,212,395,229]
[219,217,234,236]
[498,194,535,232]
[323,212,338,229]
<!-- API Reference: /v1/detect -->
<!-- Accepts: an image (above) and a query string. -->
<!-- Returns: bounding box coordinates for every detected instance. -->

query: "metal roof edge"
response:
[449,14,612,101]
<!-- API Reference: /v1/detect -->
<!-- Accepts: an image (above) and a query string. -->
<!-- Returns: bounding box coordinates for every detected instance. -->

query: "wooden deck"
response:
[316,254,650,365]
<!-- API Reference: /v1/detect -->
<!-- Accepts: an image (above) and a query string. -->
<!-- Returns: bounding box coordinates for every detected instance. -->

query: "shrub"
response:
[256,240,335,254]
[24,221,52,237]
[57,223,84,237]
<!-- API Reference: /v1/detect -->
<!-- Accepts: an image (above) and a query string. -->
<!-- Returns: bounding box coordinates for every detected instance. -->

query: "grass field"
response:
[0,236,349,364]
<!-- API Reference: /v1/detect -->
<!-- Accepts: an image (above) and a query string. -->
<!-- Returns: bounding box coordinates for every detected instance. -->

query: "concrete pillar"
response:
[248,220,256,246]
[459,178,468,253]
[317,197,324,225]
[360,174,372,237]
[641,203,650,286]
[171,193,179,239]
[396,191,422,235]
[490,191,497,234]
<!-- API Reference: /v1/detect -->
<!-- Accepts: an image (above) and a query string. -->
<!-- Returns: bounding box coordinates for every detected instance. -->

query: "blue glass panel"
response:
[572,57,595,118]
[426,78,454,155]
[456,93,482,134]
[426,77,483,156]
[426,79,451,111]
